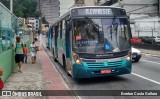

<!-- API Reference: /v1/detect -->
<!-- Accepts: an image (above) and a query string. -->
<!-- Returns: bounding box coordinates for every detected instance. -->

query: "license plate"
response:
[132,55,136,58]
[101,70,111,74]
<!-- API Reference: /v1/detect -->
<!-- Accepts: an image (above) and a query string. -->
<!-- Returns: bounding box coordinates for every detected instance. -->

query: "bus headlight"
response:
[72,52,82,65]
[126,52,131,61]
[126,56,131,61]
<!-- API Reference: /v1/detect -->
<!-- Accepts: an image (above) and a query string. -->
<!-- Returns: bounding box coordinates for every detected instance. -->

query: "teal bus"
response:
[51,6,132,78]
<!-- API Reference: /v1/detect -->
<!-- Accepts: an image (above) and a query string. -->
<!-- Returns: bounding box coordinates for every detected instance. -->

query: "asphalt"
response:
[138,48,160,58]
[0,34,159,99]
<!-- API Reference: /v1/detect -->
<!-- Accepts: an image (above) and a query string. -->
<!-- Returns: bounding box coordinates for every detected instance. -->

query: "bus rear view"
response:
[70,7,132,78]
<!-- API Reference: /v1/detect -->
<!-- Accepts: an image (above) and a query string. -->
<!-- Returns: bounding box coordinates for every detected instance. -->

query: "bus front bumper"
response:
[72,63,132,78]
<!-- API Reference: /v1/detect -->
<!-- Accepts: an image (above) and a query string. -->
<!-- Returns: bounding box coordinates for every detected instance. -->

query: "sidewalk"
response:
[1,48,74,99]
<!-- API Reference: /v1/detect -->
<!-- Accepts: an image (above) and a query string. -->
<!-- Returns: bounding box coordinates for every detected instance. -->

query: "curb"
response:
[42,44,80,99]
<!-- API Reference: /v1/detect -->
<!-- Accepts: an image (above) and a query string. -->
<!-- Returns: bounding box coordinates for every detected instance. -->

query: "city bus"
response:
[51,6,132,78]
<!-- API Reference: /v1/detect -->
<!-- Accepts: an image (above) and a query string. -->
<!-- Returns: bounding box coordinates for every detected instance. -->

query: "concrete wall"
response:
[59,0,75,17]
[131,16,160,37]
[0,41,31,82]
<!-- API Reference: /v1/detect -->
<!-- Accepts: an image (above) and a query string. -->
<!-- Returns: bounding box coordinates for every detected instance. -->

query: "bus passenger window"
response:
[57,24,59,39]
[60,21,62,39]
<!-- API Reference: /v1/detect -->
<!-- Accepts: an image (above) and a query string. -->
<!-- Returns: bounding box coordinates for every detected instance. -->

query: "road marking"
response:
[141,59,160,65]
[132,72,160,85]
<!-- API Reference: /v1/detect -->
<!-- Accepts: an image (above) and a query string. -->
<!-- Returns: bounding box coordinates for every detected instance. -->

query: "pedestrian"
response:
[14,36,24,72]
[23,44,28,63]
[30,41,38,64]
[34,37,39,59]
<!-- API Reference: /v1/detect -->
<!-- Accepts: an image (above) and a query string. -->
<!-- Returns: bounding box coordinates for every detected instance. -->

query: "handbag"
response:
[35,46,39,51]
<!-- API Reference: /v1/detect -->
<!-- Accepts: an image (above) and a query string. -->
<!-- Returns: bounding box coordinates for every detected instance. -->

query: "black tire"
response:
[63,56,71,76]
[54,58,58,62]
[134,59,140,62]
[53,50,57,62]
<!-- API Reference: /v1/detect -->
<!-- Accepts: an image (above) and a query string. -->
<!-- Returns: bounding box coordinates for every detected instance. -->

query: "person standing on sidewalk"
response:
[14,36,24,72]
[23,44,28,63]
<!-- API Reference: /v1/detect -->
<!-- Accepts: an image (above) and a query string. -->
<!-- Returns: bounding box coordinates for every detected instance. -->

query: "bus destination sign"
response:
[72,8,114,16]
[85,9,112,15]
[71,8,126,17]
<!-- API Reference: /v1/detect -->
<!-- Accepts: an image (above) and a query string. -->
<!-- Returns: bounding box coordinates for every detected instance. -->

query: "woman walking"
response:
[14,36,24,72]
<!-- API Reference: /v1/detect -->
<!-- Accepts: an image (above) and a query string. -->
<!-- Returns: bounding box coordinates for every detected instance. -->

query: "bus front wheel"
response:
[63,55,70,76]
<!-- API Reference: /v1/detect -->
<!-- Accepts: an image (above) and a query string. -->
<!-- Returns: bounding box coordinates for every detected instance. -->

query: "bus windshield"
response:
[73,18,131,54]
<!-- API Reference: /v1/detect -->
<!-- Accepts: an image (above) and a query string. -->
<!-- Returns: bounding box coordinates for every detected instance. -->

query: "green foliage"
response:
[0,0,39,18]
[0,0,10,9]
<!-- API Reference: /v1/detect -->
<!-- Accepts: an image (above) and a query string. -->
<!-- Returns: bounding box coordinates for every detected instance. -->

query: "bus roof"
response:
[53,6,126,25]
[69,6,125,11]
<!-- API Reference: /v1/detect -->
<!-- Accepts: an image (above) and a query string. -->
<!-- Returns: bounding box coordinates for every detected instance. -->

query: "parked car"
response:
[154,36,160,44]
[132,47,141,62]
[131,37,142,44]
[141,36,157,44]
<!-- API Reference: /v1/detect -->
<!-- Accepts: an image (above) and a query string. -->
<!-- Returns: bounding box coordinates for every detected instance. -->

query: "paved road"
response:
[44,47,160,99]
[42,35,160,99]
[132,55,160,83]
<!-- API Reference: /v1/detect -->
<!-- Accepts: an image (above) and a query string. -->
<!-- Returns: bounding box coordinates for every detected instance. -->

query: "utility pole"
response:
[39,0,42,34]
[10,0,13,13]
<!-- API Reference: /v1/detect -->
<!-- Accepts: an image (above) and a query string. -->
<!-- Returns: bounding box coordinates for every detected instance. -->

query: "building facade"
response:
[38,0,59,25]
[27,17,39,33]
[100,0,160,37]
[101,0,158,15]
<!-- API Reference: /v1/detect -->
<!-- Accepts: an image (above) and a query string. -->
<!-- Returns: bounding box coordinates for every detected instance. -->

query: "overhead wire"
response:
[125,0,157,14]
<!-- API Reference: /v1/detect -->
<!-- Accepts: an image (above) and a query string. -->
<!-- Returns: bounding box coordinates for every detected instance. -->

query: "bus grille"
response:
[83,61,122,68]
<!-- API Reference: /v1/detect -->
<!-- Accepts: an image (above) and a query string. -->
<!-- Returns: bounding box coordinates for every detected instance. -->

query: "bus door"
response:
[65,19,72,74]
[54,25,58,59]
[50,27,53,53]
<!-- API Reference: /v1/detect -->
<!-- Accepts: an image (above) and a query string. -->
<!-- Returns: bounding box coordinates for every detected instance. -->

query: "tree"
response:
[1,0,39,18]
[0,0,10,9]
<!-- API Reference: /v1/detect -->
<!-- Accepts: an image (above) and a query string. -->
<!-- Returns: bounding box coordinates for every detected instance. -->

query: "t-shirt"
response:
[30,44,36,52]
[23,47,27,55]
